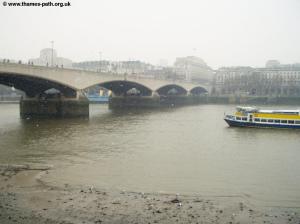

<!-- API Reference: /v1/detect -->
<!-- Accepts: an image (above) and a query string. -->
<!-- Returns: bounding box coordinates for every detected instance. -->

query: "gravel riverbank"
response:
[0,165,299,224]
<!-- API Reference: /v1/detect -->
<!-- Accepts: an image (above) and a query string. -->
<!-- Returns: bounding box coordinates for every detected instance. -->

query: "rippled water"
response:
[1,103,300,207]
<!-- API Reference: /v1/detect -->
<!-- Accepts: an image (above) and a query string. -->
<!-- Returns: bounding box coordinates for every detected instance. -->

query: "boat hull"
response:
[87,95,109,104]
[224,118,300,129]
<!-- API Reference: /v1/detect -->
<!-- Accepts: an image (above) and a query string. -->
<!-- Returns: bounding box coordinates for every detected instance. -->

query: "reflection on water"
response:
[0,104,300,207]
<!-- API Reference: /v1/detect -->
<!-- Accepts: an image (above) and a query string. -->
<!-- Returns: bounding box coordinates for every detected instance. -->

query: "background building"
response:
[213,61,300,96]
[29,48,73,68]
[72,60,153,74]
[213,66,253,95]
[72,56,214,83]
[265,60,281,68]
[173,56,213,83]
[72,60,176,80]
[72,60,111,72]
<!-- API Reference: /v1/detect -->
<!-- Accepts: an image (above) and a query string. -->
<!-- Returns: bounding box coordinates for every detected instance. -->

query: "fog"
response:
[1,0,300,68]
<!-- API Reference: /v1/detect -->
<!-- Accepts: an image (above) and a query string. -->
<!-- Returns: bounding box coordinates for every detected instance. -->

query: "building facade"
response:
[213,61,300,96]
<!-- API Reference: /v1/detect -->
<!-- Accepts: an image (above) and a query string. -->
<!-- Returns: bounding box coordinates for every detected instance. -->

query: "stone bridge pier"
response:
[20,91,89,118]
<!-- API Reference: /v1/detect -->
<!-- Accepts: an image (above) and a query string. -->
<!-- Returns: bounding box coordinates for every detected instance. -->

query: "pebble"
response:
[170,198,181,203]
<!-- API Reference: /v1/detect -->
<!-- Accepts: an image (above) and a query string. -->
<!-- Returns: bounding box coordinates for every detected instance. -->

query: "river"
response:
[0,103,300,208]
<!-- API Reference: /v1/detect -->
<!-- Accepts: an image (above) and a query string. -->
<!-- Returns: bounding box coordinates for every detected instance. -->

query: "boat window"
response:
[281,120,287,124]
[267,119,274,123]
[242,117,247,121]
[288,120,295,124]
[254,118,260,122]
[236,117,241,120]
[278,112,298,115]
[295,120,300,124]
[274,120,280,123]
[261,119,267,122]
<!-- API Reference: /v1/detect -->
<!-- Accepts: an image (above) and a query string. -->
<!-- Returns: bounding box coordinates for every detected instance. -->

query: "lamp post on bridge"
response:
[99,51,102,73]
[50,41,54,67]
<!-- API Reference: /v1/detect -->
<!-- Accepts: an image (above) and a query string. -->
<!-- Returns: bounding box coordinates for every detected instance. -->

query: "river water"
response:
[0,103,300,207]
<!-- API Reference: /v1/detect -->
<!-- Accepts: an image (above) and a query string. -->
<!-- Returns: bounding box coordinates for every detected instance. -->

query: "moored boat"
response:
[87,94,109,103]
[224,106,300,129]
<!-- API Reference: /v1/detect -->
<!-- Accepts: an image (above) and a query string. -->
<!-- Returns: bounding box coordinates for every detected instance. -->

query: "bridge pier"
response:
[20,93,89,118]
[108,95,209,109]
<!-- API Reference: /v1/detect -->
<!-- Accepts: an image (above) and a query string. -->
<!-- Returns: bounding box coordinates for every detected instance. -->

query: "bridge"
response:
[0,62,210,117]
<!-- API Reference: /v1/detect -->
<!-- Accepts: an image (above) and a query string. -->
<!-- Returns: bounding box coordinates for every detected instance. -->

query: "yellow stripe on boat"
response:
[253,113,300,119]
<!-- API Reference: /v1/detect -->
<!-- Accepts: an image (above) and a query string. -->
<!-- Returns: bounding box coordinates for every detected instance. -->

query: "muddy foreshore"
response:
[0,165,299,224]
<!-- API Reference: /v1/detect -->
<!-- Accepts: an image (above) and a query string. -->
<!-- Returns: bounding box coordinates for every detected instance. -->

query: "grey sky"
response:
[1,0,300,68]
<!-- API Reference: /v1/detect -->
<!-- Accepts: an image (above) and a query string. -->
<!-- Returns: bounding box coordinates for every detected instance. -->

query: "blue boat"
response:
[87,94,109,103]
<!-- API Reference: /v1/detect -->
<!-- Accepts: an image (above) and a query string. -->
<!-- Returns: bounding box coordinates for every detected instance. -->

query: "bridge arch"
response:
[156,84,188,96]
[0,72,78,97]
[88,80,153,96]
[189,86,208,96]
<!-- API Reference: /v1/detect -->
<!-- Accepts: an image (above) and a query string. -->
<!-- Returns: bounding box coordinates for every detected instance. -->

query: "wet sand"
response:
[0,165,299,224]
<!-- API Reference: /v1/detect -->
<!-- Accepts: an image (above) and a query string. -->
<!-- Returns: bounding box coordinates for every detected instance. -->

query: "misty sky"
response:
[1,0,300,68]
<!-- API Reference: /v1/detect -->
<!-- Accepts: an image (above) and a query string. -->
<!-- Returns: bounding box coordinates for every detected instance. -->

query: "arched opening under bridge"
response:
[0,72,77,98]
[89,80,153,97]
[156,84,188,96]
[189,86,208,96]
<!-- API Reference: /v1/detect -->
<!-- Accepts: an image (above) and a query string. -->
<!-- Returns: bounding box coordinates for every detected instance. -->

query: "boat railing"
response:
[225,114,235,120]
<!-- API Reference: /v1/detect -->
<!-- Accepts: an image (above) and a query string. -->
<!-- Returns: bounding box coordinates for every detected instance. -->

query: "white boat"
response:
[224,106,300,129]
